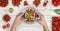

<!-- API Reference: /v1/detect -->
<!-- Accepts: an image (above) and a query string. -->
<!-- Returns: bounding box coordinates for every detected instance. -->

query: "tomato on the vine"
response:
[0,0,8,7]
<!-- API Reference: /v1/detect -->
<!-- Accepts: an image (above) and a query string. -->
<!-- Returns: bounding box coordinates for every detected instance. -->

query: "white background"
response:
[0,0,60,31]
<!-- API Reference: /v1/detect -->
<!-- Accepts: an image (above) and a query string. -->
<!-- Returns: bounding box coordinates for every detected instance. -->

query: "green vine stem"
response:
[44,0,48,2]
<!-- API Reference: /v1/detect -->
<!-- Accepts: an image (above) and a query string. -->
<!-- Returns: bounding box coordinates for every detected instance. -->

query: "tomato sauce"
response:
[52,16,60,31]
[43,2,48,7]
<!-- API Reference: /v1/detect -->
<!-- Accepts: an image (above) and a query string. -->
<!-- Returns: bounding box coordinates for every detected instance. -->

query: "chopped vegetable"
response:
[52,16,60,31]
[43,2,47,7]
[9,8,14,13]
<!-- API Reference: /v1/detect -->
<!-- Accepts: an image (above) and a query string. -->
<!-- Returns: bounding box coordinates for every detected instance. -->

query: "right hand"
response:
[35,11,47,26]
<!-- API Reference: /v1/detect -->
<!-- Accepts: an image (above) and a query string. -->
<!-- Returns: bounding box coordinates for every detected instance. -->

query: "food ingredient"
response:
[9,8,14,13]
[3,14,11,22]
[24,1,28,6]
[33,0,41,7]
[53,9,60,15]
[0,0,8,7]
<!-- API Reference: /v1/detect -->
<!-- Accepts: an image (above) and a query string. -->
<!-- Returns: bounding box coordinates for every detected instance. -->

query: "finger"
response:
[17,12,23,16]
[24,19,28,21]
[35,11,40,17]
[35,11,45,22]
[35,11,43,17]
[20,12,25,17]
[35,11,44,17]
[17,12,25,17]
[22,18,28,22]
[38,21,42,25]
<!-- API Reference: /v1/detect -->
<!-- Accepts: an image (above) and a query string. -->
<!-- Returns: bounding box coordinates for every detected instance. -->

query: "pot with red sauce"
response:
[52,16,60,31]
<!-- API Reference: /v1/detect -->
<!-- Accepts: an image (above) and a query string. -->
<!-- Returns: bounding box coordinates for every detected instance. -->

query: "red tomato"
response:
[0,2,1,6]
[24,1,28,6]
[3,14,11,22]
[17,0,22,2]
[12,0,22,6]
[52,0,59,7]
[33,1,40,7]
[33,0,41,7]
[0,0,8,7]
[2,25,7,29]
[43,2,47,7]
[6,23,10,27]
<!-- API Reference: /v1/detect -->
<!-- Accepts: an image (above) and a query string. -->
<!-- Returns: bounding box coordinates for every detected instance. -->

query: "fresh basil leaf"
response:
[53,9,60,15]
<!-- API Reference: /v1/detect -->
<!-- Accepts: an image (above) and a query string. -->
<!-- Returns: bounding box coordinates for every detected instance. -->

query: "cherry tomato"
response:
[24,1,28,6]
[6,23,10,27]
[2,25,7,29]
[43,2,47,7]
[33,0,41,7]
[12,0,22,6]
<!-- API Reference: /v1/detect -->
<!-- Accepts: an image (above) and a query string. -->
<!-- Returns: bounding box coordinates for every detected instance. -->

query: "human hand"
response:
[14,12,27,26]
[10,12,26,31]
[35,11,49,31]
[35,11,47,26]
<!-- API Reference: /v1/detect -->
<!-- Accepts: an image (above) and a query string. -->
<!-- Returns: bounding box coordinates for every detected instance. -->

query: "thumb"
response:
[22,18,28,21]
[24,19,28,21]
[38,21,43,25]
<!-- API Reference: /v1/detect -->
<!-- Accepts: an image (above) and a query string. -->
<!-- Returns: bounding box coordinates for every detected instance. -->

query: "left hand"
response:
[13,12,27,26]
